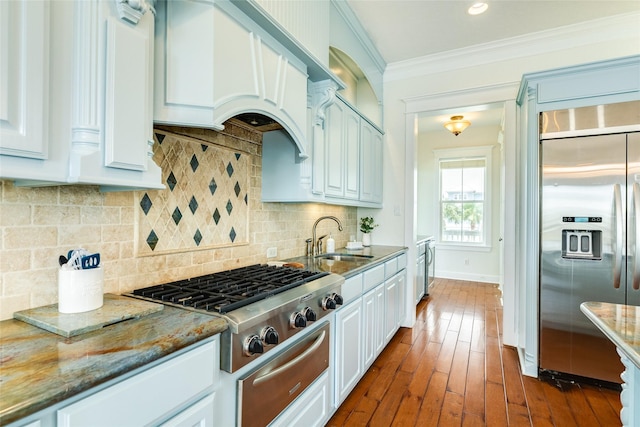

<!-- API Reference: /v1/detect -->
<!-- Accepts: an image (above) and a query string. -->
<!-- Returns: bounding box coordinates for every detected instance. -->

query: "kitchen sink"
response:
[314,253,374,262]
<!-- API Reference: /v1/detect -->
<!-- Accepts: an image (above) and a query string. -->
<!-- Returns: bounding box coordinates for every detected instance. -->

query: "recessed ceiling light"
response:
[468,2,488,15]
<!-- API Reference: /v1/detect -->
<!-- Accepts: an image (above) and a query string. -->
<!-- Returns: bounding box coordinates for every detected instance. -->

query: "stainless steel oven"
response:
[238,322,330,427]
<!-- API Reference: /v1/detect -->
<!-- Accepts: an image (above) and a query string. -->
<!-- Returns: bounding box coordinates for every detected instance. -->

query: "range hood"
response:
[153,0,344,160]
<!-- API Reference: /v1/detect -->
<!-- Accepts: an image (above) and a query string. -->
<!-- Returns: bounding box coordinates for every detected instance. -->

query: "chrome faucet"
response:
[311,216,343,256]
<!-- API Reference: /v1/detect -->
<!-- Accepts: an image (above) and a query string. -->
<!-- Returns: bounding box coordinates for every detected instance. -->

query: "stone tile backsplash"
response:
[0,122,356,320]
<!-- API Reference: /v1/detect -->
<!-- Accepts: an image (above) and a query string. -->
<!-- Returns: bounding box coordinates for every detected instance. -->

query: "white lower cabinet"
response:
[330,252,408,415]
[57,338,219,427]
[160,393,217,427]
[362,283,385,369]
[334,298,363,406]
[269,372,331,427]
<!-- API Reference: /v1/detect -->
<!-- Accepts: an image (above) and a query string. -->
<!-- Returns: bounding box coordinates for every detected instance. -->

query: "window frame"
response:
[434,145,494,251]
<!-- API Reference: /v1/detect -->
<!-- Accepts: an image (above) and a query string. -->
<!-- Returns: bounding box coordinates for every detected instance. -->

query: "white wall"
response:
[376,12,640,339]
[417,125,502,283]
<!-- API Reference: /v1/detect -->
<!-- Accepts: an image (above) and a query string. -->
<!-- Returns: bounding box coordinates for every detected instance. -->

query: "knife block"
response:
[58,267,104,313]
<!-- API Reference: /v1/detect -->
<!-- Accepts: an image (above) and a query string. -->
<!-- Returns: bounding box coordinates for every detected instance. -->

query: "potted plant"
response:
[360,216,378,247]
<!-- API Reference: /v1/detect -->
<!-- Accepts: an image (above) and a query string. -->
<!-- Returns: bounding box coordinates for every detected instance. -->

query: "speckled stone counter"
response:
[283,245,407,278]
[581,302,640,369]
[0,305,227,426]
[581,302,640,427]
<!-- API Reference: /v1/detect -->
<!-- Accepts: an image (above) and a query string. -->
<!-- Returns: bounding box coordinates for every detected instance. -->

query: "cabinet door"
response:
[160,393,216,427]
[415,254,426,304]
[384,275,398,344]
[374,284,385,356]
[325,100,345,197]
[362,289,376,368]
[0,0,49,160]
[344,107,360,200]
[360,121,383,204]
[103,11,153,172]
[334,298,363,406]
[269,372,330,427]
[397,271,407,327]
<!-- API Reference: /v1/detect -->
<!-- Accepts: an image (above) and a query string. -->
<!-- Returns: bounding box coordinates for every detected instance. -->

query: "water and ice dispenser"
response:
[561,217,602,260]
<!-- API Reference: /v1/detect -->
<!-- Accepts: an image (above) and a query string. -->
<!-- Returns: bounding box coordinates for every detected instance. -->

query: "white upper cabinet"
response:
[359,119,383,204]
[0,0,163,190]
[154,0,309,156]
[0,1,49,161]
[67,0,161,188]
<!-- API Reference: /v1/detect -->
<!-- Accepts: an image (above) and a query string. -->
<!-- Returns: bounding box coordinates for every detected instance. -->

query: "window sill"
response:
[437,243,493,252]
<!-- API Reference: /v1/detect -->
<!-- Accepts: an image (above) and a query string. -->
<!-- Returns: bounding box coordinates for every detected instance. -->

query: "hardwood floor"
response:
[327,278,622,426]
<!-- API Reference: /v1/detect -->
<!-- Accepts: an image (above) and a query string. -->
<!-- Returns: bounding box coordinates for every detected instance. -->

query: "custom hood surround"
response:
[153,0,343,160]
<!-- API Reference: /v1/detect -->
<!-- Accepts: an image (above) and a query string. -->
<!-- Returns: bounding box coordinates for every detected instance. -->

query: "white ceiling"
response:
[345,1,639,134]
[346,0,640,64]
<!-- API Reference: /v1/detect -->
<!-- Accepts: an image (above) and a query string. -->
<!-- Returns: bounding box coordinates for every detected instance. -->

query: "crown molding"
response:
[330,0,386,74]
[385,12,640,83]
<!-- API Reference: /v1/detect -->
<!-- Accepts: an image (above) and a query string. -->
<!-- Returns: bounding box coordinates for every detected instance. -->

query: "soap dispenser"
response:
[326,233,335,253]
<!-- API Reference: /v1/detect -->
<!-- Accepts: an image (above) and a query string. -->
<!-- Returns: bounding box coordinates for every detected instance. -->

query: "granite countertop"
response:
[416,235,434,244]
[580,301,640,369]
[283,245,407,278]
[0,304,227,425]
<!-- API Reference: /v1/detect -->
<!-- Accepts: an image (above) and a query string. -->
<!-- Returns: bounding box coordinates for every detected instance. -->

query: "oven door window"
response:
[238,322,330,427]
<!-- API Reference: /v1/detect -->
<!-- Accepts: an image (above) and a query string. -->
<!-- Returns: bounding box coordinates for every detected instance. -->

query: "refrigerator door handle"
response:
[614,183,623,289]
[633,183,640,290]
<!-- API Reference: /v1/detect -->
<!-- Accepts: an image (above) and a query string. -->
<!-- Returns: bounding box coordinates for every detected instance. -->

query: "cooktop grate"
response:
[132,264,329,313]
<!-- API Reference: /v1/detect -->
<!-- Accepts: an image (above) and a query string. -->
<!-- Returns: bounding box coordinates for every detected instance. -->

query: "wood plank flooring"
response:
[327,278,622,426]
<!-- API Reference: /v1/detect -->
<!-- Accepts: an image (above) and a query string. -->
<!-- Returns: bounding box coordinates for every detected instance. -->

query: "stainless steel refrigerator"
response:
[539,101,640,385]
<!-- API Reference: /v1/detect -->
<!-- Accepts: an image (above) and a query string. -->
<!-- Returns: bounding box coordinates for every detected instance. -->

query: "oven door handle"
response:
[253,330,326,386]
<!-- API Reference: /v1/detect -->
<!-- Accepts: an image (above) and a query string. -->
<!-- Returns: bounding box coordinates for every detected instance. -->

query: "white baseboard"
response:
[436,270,500,284]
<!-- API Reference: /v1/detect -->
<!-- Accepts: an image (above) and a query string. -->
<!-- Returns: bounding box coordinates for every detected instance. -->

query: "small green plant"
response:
[360,216,378,234]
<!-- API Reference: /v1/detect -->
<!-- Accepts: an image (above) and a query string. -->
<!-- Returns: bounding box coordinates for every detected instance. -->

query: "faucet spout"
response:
[312,216,343,256]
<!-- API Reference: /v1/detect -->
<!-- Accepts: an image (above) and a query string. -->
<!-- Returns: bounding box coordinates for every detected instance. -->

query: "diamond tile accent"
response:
[146,230,158,250]
[167,172,177,191]
[189,196,198,214]
[209,178,217,195]
[172,207,182,225]
[137,130,249,256]
[140,194,152,215]
[190,154,199,172]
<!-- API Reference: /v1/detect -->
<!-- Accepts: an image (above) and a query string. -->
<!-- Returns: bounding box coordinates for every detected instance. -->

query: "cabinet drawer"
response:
[385,258,398,279]
[363,264,385,292]
[57,338,218,427]
[397,253,408,270]
[342,274,363,304]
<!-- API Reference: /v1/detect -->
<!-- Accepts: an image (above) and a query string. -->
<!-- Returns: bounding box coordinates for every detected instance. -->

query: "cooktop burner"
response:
[131,264,329,314]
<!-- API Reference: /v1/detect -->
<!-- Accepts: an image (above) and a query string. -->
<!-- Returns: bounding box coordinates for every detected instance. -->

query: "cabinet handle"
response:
[253,330,326,386]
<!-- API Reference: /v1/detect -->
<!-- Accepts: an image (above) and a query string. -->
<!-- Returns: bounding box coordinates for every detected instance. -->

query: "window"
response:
[435,146,493,246]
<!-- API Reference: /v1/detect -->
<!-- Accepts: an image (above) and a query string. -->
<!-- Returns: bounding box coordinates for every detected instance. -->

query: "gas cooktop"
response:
[130,264,330,314]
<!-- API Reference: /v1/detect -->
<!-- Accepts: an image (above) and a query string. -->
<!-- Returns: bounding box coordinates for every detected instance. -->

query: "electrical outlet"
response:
[464,258,470,266]
[267,247,277,258]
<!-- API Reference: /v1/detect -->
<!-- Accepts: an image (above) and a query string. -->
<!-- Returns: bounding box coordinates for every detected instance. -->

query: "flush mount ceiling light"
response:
[444,115,471,136]
[468,2,488,15]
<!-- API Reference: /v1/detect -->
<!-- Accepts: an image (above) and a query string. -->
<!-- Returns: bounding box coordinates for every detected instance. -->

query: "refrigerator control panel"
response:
[561,229,602,260]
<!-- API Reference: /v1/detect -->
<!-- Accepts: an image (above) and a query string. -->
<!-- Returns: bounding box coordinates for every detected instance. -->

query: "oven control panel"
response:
[222,285,343,372]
